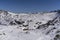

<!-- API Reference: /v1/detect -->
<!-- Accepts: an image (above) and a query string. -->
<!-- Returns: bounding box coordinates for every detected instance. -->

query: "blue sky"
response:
[0,0,60,12]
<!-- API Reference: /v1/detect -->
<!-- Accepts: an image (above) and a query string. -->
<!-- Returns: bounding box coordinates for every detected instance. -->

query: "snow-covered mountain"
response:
[0,10,60,40]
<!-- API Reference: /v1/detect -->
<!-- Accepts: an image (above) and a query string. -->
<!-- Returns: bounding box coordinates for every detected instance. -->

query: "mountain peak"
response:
[0,10,8,15]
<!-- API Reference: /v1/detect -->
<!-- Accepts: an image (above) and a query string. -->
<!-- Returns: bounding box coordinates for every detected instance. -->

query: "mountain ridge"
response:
[0,10,60,40]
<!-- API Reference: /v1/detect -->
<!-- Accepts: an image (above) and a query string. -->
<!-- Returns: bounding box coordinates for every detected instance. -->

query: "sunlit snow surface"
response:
[0,11,60,40]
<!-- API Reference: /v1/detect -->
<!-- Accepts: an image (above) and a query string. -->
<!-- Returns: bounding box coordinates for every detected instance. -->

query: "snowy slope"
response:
[0,10,60,40]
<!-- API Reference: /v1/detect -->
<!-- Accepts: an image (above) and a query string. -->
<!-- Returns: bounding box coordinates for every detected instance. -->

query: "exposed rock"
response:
[15,20,25,24]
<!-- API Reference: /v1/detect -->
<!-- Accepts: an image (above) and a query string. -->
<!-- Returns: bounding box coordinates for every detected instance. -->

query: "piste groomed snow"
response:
[0,10,60,40]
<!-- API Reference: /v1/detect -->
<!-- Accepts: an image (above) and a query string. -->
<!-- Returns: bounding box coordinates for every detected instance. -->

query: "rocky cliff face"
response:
[0,10,60,40]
